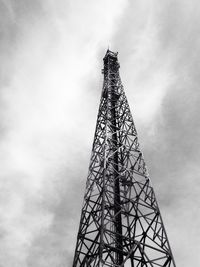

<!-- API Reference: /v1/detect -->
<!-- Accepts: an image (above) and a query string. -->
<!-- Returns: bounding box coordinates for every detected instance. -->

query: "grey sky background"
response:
[0,0,199,266]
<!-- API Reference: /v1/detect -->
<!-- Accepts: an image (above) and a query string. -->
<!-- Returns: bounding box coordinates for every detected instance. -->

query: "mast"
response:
[72,50,176,267]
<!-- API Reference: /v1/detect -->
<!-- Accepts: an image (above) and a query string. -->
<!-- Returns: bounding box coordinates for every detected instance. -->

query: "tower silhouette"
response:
[72,50,176,267]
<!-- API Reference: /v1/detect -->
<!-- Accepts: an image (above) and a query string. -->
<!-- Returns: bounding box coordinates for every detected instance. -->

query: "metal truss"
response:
[72,50,176,267]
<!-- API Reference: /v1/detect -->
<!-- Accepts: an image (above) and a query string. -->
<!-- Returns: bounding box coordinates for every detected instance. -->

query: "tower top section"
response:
[103,49,118,60]
[102,49,120,74]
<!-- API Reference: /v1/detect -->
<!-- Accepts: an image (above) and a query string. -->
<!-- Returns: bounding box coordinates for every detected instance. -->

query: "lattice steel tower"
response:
[72,50,176,267]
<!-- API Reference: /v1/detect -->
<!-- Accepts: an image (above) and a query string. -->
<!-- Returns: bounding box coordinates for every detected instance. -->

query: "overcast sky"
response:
[0,0,199,266]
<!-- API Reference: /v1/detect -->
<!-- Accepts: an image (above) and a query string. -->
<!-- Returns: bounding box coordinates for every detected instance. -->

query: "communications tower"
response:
[72,50,176,267]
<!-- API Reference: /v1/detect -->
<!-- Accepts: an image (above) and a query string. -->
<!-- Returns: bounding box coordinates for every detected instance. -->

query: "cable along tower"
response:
[72,50,176,267]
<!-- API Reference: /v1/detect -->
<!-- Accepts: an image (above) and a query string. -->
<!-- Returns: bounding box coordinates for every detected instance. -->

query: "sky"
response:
[0,0,199,266]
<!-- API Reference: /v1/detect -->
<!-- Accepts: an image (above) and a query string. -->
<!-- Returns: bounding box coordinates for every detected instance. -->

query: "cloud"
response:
[0,0,199,267]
